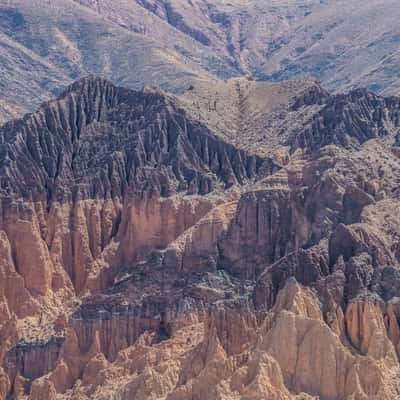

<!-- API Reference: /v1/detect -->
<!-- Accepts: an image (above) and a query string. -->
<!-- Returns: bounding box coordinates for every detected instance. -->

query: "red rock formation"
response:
[1,77,400,399]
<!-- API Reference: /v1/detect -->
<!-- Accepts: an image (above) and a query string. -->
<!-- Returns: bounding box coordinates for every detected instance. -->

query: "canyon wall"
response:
[0,77,400,399]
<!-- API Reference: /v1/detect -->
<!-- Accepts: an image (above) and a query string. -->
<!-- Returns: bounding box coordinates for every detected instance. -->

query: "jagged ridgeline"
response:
[0,76,399,400]
[0,77,277,201]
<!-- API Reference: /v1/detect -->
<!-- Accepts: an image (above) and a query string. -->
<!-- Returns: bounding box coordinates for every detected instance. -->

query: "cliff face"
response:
[1,76,400,399]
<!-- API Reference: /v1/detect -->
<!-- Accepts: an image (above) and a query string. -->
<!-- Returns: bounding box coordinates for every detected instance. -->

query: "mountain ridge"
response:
[4,0,400,124]
[0,75,400,399]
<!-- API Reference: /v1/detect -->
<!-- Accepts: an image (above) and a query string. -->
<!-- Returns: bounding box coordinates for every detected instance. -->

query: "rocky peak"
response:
[0,76,277,202]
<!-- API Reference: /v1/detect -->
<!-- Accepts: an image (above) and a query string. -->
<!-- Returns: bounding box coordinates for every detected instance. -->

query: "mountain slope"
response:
[4,0,400,124]
[73,0,400,95]
[0,0,237,124]
[256,0,400,94]
[176,77,400,155]
[0,77,400,400]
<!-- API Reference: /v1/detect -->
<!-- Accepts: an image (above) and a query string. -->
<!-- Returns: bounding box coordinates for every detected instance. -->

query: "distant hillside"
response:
[0,0,237,123]
[74,0,400,95]
[2,0,400,123]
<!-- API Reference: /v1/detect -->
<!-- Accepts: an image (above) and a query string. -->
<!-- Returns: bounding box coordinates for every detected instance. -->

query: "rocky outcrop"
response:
[0,76,278,294]
[291,89,400,151]
[1,76,400,399]
[3,338,64,383]
[40,280,400,400]
[218,189,296,280]
[0,77,277,201]
[0,76,278,397]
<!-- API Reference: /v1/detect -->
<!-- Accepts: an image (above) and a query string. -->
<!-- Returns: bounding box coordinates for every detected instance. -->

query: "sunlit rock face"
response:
[0,76,400,399]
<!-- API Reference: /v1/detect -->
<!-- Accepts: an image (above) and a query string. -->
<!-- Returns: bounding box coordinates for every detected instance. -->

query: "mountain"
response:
[0,0,237,123]
[127,0,400,94]
[0,76,400,399]
[3,0,400,124]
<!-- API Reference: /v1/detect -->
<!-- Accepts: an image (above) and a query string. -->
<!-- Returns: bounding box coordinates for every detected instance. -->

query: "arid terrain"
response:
[1,1,400,399]
[3,0,400,123]
[0,75,399,399]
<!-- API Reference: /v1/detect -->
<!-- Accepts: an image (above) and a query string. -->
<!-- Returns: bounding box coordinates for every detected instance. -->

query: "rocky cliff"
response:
[0,76,400,399]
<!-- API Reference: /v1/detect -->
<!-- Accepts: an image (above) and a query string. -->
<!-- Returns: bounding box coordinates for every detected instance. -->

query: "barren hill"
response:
[0,0,236,123]
[3,0,400,123]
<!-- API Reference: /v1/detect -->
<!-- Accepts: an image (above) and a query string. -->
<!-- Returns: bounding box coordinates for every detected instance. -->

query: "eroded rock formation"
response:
[0,76,400,399]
